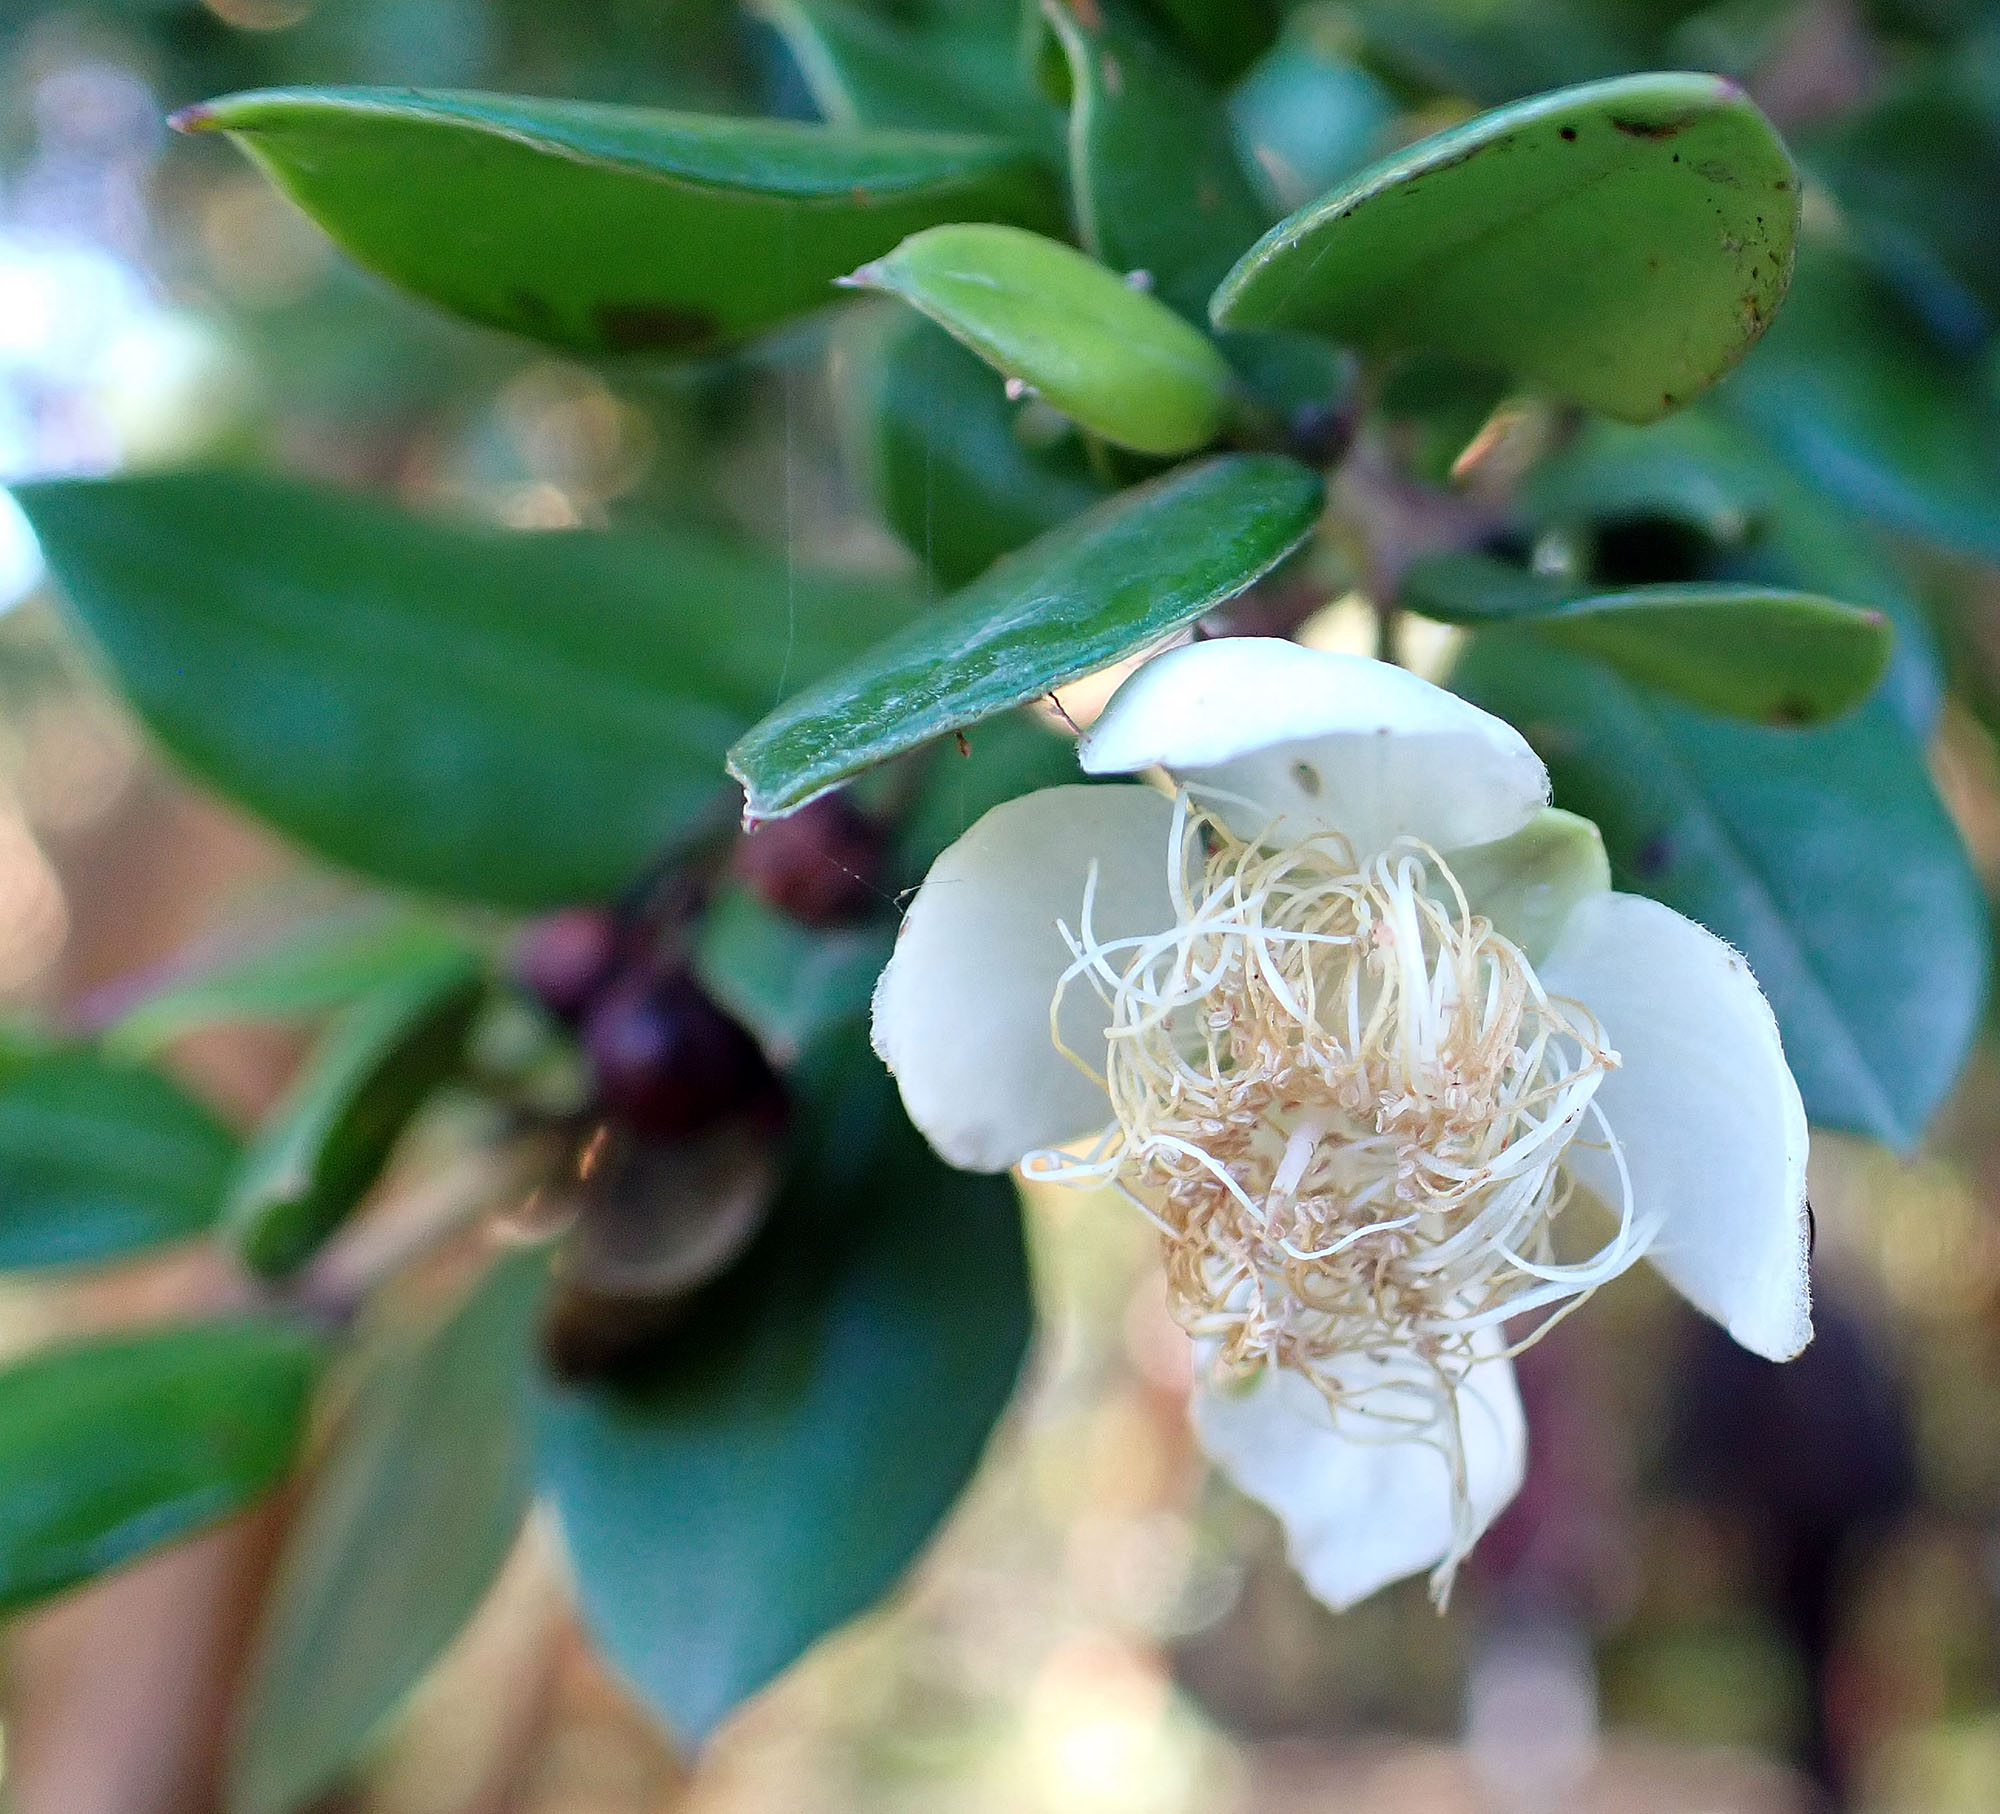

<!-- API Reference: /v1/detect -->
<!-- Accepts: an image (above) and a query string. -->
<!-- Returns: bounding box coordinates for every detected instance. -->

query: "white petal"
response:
[1541,890,1812,1361]
[1192,1333,1526,1610]
[1078,638,1547,858]
[1444,807,1610,965]
[871,783,1176,1172]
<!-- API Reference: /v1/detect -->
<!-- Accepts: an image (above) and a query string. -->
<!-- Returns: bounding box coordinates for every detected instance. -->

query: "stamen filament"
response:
[1025,794,1638,1603]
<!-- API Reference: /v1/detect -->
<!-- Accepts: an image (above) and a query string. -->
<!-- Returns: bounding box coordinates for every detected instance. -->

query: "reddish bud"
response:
[734,793,886,925]
[514,906,620,1022]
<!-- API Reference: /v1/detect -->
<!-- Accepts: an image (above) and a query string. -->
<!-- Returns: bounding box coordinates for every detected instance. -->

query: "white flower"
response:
[873,638,1810,1609]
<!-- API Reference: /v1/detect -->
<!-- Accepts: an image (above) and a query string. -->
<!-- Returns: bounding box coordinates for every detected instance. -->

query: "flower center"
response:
[1024,790,1647,1593]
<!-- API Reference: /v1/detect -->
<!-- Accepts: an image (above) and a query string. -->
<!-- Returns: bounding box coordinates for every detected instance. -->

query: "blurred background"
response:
[1,1,1999,1810]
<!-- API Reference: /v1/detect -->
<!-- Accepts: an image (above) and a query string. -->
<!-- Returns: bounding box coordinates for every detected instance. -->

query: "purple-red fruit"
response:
[735,794,886,925]
[514,906,620,1022]
[583,973,778,1138]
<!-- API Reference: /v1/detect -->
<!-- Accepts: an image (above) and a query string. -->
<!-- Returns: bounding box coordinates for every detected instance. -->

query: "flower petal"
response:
[1192,1333,1526,1610]
[1541,890,1812,1361]
[1078,638,1547,857]
[872,782,1176,1172]
[1444,807,1610,965]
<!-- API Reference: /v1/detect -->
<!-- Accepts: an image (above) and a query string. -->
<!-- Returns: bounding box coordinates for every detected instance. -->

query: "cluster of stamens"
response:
[1024,789,1651,1595]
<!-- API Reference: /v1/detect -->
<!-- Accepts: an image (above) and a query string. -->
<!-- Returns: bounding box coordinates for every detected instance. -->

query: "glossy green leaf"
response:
[537,1030,1030,1740]
[19,473,918,909]
[847,223,1235,454]
[1720,244,2000,563]
[1521,409,1944,737]
[110,906,482,1059]
[0,1318,319,1614]
[728,453,1323,817]
[179,87,1061,356]
[752,0,1058,150]
[694,887,893,1065]
[1401,554,1891,723]
[1451,636,1987,1150]
[226,956,484,1279]
[0,1046,238,1270]
[1043,0,1270,319]
[228,1246,548,1814]
[1212,73,1799,424]
[832,306,1112,587]
[1229,18,1396,213]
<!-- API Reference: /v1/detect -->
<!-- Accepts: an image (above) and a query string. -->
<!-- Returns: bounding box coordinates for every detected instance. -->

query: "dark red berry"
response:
[514,906,620,1022]
[1286,400,1354,469]
[734,793,886,925]
[583,972,779,1138]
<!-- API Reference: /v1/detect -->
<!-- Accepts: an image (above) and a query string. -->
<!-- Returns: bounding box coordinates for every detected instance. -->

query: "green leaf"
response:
[752,0,1059,150]
[226,956,485,1279]
[177,87,1061,356]
[1229,18,1396,213]
[1346,0,1637,105]
[1399,553,1580,624]
[846,222,1236,454]
[1520,409,1944,737]
[1720,243,2000,562]
[227,1246,548,1814]
[1042,0,1271,320]
[1140,0,1279,84]
[0,1318,319,1615]
[1217,326,1355,429]
[1212,72,1799,424]
[1378,351,1511,485]
[1400,555,1891,723]
[1801,61,2000,340]
[1451,636,1987,1150]
[0,1046,238,1270]
[19,472,919,909]
[694,886,893,1064]
[537,1031,1030,1741]
[832,306,1112,587]
[109,906,482,1058]
[728,452,1323,817]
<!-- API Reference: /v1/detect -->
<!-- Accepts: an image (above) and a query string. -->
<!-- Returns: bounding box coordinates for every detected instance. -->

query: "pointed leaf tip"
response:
[849,222,1234,456]
[184,87,1060,355]
[729,453,1322,819]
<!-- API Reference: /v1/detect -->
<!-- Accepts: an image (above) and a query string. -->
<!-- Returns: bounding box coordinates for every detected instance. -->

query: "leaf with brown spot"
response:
[1213,72,1799,422]
[179,87,1061,356]
[595,302,719,354]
